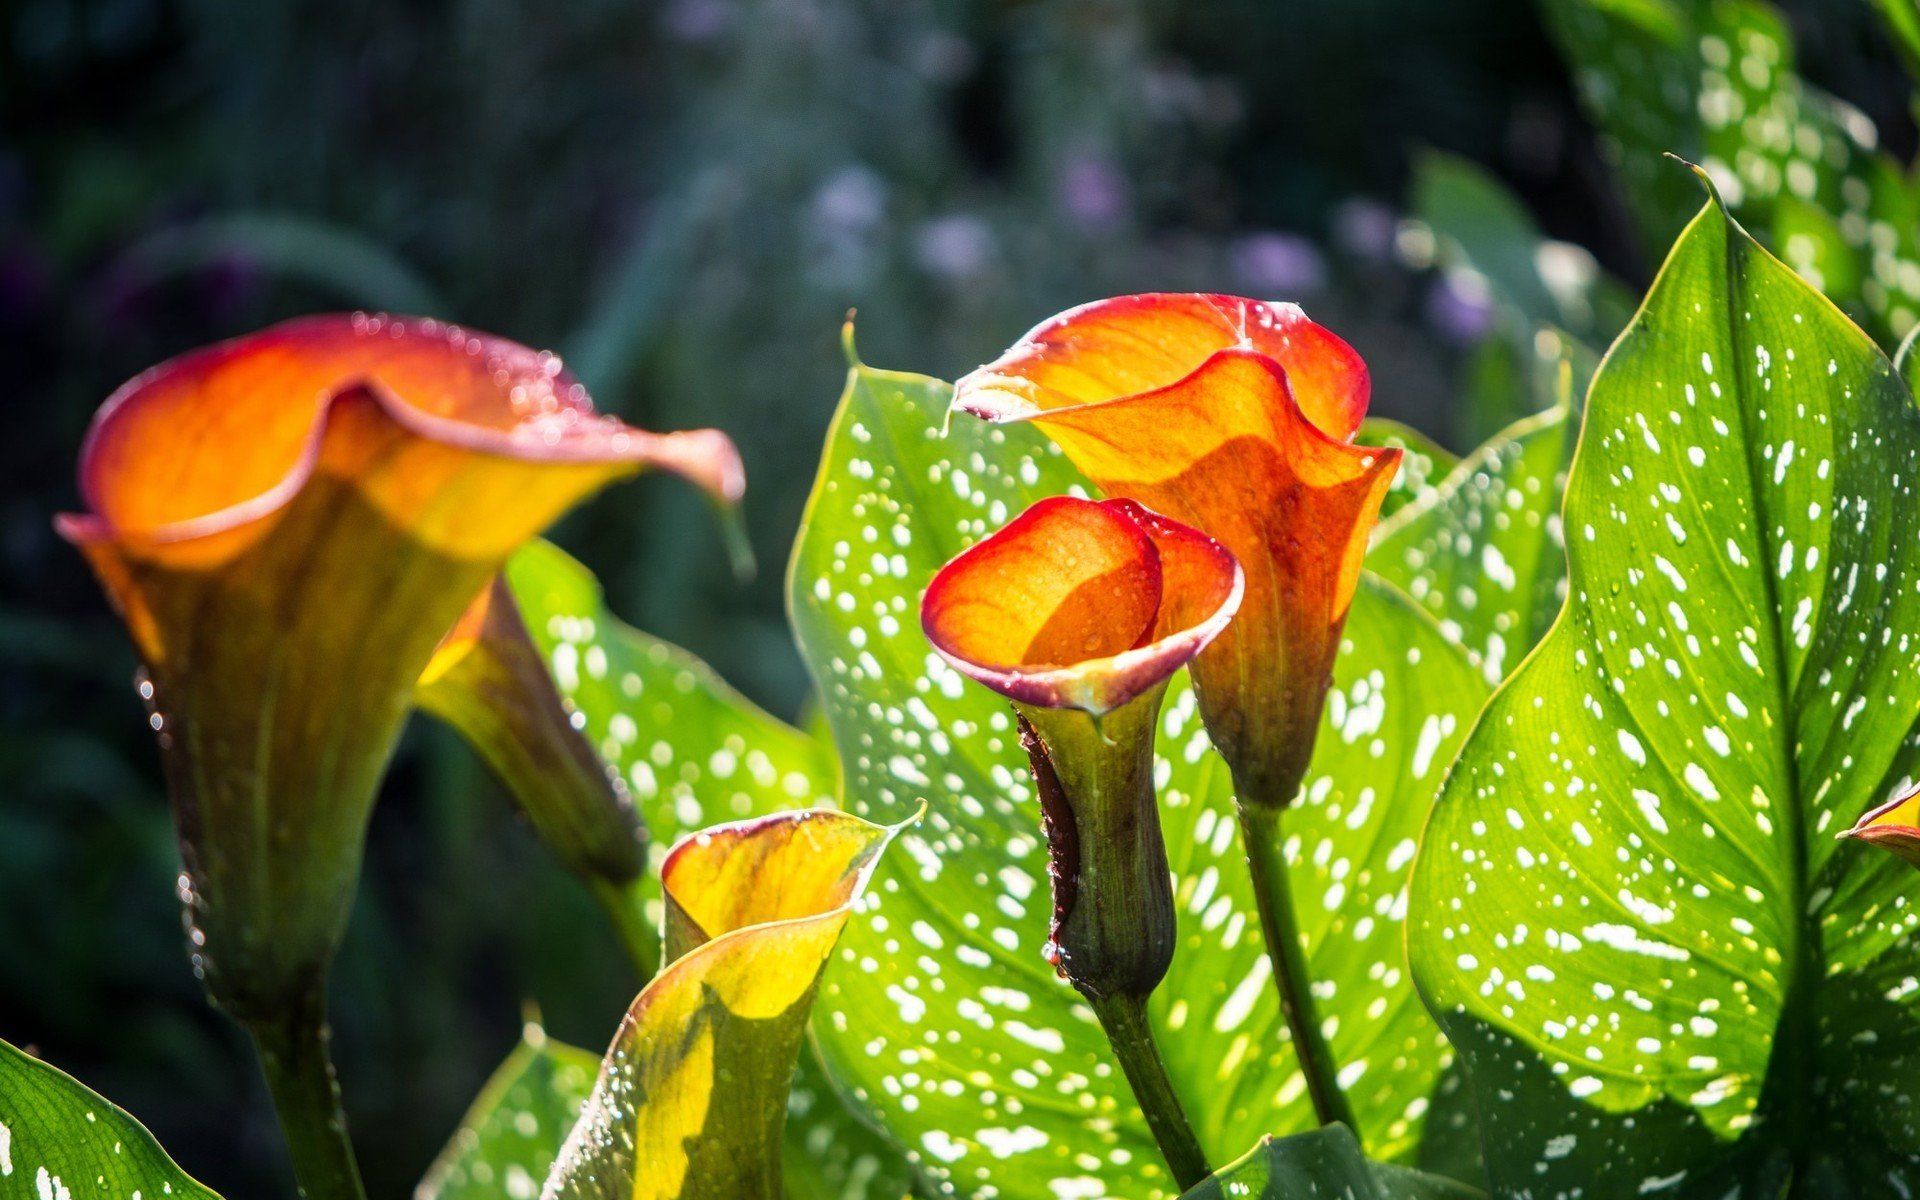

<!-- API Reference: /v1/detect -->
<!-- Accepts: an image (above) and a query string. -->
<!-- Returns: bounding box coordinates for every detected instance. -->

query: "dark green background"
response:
[0,0,1903,1193]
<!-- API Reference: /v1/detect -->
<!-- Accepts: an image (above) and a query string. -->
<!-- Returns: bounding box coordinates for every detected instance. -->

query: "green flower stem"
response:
[589,875,661,981]
[247,992,367,1200]
[1238,804,1358,1135]
[1087,992,1211,1192]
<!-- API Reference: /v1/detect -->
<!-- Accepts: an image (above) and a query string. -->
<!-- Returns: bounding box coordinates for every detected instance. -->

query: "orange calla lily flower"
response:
[922,494,1243,718]
[57,313,742,1022]
[1842,787,1920,870]
[920,495,1238,1188]
[951,293,1400,812]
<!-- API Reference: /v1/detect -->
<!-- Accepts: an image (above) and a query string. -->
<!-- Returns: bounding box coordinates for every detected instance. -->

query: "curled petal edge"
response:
[923,499,1244,717]
[57,315,743,562]
[951,293,1370,441]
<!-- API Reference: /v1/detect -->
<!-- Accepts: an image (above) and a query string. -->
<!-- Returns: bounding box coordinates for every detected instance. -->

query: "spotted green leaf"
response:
[503,540,837,909]
[1370,337,1586,684]
[0,1036,221,1200]
[1409,189,1920,1195]
[1543,0,1920,345]
[790,359,1492,1198]
[499,543,920,1200]
[418,1022,600,1200]
[1358,418,1460,521]
[1179,1126,1484,1200]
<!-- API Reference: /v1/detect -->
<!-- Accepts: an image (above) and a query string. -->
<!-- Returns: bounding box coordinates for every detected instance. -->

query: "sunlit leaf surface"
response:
[504,540,837,905]
[418,1022,600,1200]
[1358,418,1460,521]
[1371,401,1575,685]
[0,1036,221,1200]
[1544,0,1920,345]
[790,359,1491,1198]
[1409,192,1920,1196]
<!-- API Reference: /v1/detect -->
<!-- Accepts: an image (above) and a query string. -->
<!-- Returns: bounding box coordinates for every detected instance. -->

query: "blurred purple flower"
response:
[1426,270,1496,344]
[663,0,734,43]
[1333,197,1397,265]
[811,166,887,234]
[1057,152,1128,232]
[914,214,996,282]
[807,165,888,290]
[1230,231,1326,296]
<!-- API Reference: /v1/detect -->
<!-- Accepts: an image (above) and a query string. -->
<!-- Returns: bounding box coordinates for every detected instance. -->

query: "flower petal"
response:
[921,496,1241,715]
[660,807,899,964]
[56,315,743,1016]
[955,293,1369,441]
[1842,787,1920,870]
[545,809,907,1200]
[63,313,741,567]
[960,345,1398,808]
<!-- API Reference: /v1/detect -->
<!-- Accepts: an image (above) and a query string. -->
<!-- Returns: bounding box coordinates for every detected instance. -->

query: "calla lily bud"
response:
[952,294,1400,812]
[417,577,646,887]
[1841,787,1920,871]
[922,496,1242,1000]
[57,314,743,1022]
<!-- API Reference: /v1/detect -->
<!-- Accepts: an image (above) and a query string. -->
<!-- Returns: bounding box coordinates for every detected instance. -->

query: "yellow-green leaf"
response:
[543,809,905,1200]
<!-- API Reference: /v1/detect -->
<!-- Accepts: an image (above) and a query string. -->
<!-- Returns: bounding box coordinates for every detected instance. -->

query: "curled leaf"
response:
[544,808,907,1200]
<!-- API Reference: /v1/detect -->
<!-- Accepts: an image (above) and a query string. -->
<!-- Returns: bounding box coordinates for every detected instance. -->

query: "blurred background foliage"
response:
[0,0,1909,1194]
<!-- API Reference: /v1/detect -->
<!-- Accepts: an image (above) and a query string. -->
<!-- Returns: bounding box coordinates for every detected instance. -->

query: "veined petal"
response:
[56,314,742,1018]
[544,809,906,1200]
[921,496,1242,716]
[1842,787,1920,869]
[954,293,1370,441]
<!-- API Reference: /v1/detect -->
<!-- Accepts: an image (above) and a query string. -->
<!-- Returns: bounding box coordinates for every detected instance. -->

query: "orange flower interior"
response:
[922,496,1240,715]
